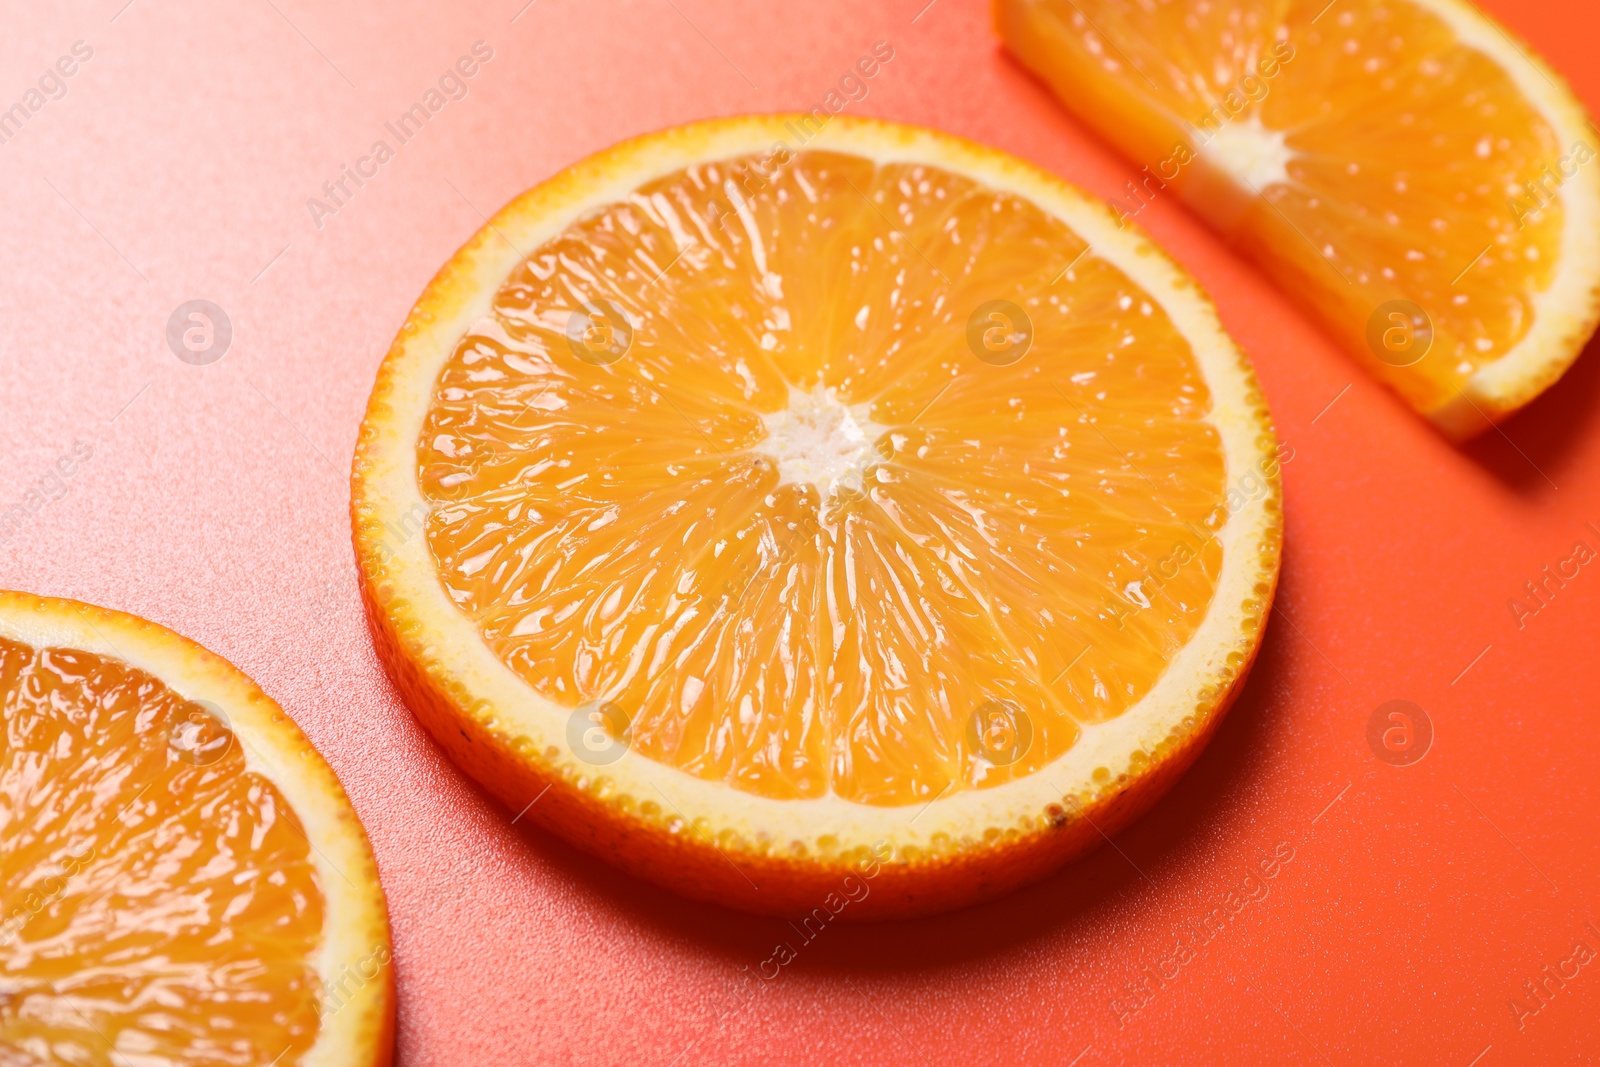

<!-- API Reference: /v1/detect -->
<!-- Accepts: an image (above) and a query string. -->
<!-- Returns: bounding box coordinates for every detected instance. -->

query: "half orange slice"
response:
[998,0,1600,437]
[353,115,1282,917]
[0,592,392,1066]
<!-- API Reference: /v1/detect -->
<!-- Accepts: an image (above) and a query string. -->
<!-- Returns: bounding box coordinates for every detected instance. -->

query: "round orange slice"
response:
[0,591,392,1066]
[352,115,1282,918]
[997,0,1600,439]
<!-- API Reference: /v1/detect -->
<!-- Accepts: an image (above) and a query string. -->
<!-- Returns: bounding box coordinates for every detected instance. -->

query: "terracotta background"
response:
[3,0,1598,1063]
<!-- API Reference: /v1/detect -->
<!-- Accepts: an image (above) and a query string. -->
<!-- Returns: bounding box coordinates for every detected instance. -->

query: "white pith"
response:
[1198,116,1293,193]
[353,116,1280,853]
[753,384,886,496]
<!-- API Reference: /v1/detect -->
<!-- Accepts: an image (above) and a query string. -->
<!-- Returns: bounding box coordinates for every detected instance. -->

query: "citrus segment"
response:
[355,116,1282,917]
[419,151,1228,806]
[997,0,1600,436]
[0,592,392,1067]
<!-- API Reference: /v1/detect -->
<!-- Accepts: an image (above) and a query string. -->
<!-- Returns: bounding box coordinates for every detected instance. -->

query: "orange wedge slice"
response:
[997,0,1600,438]
[353,115,1282,917]
[0,592,392,1066]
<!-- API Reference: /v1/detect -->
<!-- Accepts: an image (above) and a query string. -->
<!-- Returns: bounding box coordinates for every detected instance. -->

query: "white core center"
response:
[754,385,885,496]
[1197,117,1293,192]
